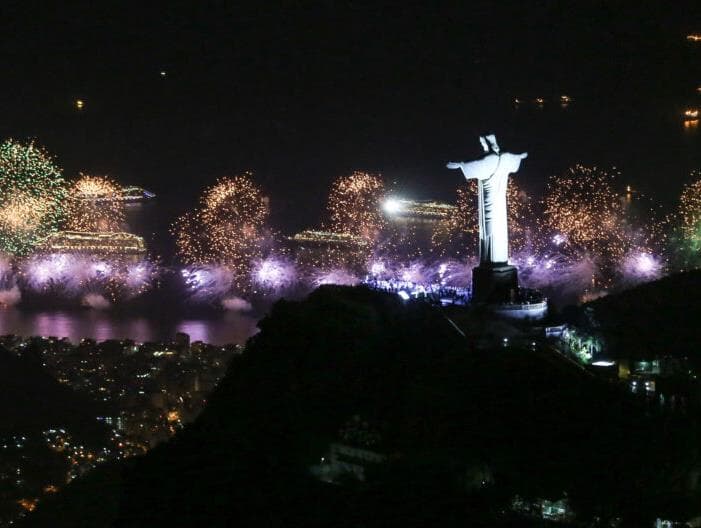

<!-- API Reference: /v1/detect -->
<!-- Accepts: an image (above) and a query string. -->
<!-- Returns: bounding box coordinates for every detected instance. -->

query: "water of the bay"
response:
[0,307,259,345]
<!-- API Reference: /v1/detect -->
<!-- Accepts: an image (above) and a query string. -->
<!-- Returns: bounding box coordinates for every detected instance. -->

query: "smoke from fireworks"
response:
[221,297,253,312]
[82,293,111,310]
[0,254,19,306]
[180,265,234,303]
[0,140,66,255]
[21,253,157,305]
[251,256,297,292]
[312,269,360,287]
[620,251,663,284]
[64,174,126,232]
[173,174,270,294]
[515,251,598,301]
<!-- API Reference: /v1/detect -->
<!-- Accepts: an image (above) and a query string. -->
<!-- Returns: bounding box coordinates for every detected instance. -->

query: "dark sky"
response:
[1,1,700,233]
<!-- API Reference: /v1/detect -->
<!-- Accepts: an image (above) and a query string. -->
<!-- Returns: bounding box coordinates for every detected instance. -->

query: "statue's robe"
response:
[456,152,527,265]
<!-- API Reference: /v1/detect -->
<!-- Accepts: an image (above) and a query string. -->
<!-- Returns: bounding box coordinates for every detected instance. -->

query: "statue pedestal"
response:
[472,264,518,303]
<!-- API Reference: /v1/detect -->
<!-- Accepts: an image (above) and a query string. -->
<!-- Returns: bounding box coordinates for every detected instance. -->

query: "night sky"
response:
[1,1,700,234]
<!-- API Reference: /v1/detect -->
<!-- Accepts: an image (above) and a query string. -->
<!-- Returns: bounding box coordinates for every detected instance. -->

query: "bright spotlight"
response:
[382,198,403,215]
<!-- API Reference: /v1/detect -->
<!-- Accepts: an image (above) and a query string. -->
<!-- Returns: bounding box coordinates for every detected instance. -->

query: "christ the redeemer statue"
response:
[447,135,527,265]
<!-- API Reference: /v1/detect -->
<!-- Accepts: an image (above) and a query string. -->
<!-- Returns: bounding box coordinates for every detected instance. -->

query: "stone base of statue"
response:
[471,263,519,304]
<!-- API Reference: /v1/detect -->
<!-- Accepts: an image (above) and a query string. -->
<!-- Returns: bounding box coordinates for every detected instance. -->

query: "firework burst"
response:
[0,140,66,255]
[251,256,297,293]
[173,174,270,294]
[64,174,126,232]
[678,174,701,250]
[620,250,663,284]
[326,171,386,242]
[540,165,638,284]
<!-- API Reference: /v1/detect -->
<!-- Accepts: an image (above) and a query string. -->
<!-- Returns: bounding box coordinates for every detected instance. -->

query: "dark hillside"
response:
[584,270,701,360]
[24,286,700,527]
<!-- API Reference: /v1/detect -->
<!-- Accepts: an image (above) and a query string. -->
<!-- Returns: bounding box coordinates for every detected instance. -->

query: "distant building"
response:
[311,415,389,483]
[511,495,574,522]
[174,332,190,357]
[323,442,387,482]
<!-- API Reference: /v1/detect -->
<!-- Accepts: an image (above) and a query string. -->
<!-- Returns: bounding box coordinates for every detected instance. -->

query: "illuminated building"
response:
[686,34,701,42]
[39,231,147,256]
[322,442,387,482]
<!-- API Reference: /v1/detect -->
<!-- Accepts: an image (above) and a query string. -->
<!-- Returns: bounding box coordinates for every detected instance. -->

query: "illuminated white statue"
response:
[447,135,527,264]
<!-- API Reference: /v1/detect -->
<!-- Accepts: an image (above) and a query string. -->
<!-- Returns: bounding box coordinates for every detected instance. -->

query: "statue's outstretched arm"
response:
[447,161,491,180]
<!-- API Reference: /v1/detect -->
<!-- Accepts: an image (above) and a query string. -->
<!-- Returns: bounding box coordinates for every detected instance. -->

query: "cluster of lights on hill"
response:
[682,33,701,127]
[513,95,572,108]
[684,108,699,128]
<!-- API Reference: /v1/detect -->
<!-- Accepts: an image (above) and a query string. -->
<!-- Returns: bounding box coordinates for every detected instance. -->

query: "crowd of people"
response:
[362,277,470,306]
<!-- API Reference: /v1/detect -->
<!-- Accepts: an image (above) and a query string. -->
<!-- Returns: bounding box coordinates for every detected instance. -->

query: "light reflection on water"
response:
[0,308,259,345]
